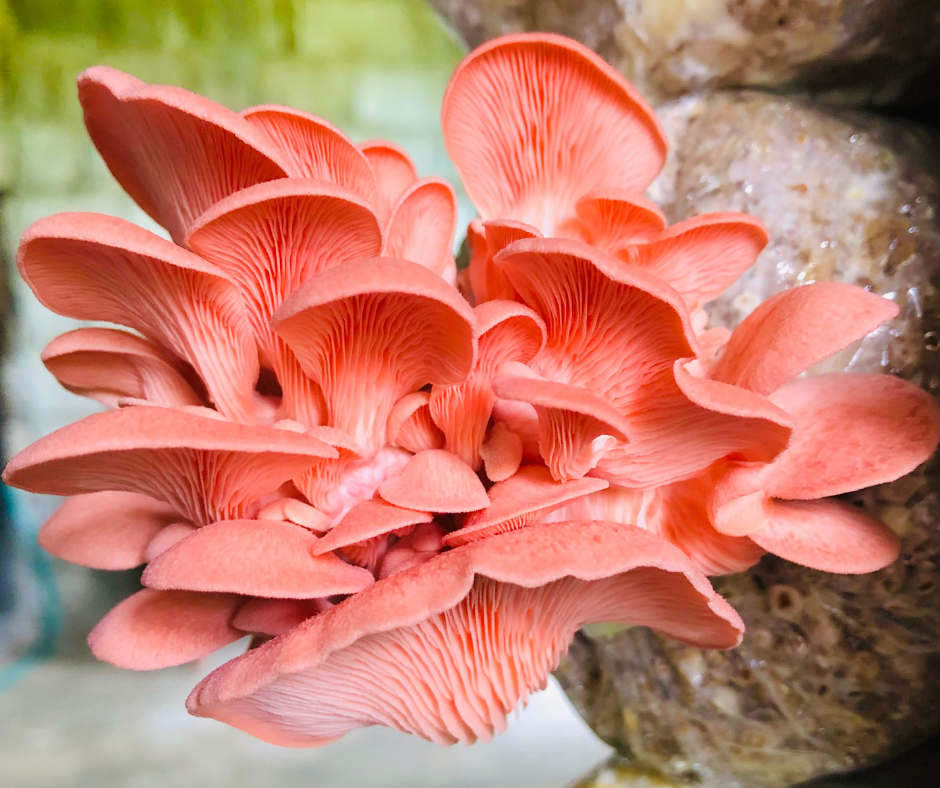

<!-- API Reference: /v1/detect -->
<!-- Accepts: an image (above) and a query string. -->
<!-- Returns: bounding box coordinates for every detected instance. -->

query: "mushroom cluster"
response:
[5,34,939,747]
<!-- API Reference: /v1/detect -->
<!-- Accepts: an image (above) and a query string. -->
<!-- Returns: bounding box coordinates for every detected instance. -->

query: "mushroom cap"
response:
[479,422,524,483]
[441,33,666,232]
[187,521,742,746]
[38,491,178,570]
[187,178,384,354]
[717,373,940,505]
[472,300,546,366]
[492,235,794,487]
[143,518,374,598]
[748,498,901,574]
[491,397,541,463]
[378,449,489,513]
[493,366,633,482]
[594,362,793,489]
[273,258,476,449]
[429,301,545,469]
[3,406,336,526]
[89,589,243,670]
[187,178,384,425]
[77,66,288,243]
[710,282,901,396]
[563,189,666,252]
[383,178,457,276]
[240,105,379,205]
[625,213,769,310]
[41,328,205,409]
[19,212,260,423]
[357,139,419,222]
[495,237,696,410]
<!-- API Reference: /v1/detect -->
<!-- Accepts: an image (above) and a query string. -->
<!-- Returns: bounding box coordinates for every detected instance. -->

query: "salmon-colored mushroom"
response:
[187,522,742,746]
[6,31,937,750]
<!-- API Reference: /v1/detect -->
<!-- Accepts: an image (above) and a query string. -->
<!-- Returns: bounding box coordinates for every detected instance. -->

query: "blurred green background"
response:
[0,0,462,157]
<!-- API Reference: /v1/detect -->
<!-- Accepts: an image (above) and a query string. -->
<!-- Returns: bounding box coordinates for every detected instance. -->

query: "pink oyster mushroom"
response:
[439,32,940,578]
[3,32,937,747]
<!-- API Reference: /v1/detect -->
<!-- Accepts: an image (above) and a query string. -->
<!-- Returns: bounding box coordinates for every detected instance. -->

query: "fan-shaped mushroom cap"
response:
[480,422,524,482]
[493,365,633,481]
[387,392,445,454]
[42,328,205,409]
[241,105,379,205]
[430,301,545,469]
[187,180,383,352]
[38,491,178,570]
[749,498,900,574]
[143,519,374,598]
[378,449,489,513]
[703,372,937,573]
[3,406,337,526]
[186,179,384,425]
[273,258,476,451]
[716,373,940,509]
[473,301,547,361]
[188,521,742,746]
[358,140,419,222]
[312,499,432,556]
[19,213,260,423]
[561,190,666,252]
[442,33,666,234]
[623,213,769,310]
[77,66,288,244]
[710,282,901,396]
[382,178,457,276]
[495,237,695,410]
[446,465,608,547]
[89,589,243,670]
